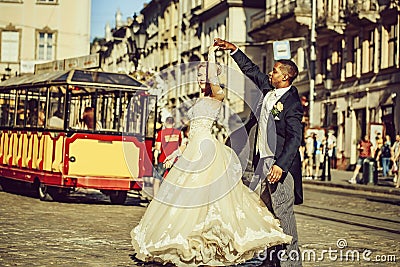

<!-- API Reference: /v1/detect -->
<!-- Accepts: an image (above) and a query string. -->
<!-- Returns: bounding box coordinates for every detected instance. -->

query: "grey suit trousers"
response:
[253,157,302,267]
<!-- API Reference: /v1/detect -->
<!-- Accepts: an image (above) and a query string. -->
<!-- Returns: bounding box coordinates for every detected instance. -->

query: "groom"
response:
[215,38,303,267]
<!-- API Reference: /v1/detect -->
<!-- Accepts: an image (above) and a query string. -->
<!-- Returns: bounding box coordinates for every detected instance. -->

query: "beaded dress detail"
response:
[131,97,291,266]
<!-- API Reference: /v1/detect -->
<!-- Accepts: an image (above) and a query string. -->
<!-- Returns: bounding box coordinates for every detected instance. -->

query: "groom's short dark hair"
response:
[278,59,298,84]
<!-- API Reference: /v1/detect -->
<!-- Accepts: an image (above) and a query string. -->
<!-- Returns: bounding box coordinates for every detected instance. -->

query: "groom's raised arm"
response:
[231,49,271,90]
[213,38,271,90]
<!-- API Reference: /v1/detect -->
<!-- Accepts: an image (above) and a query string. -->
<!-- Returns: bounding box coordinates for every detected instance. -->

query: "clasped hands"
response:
[213,38,237,51]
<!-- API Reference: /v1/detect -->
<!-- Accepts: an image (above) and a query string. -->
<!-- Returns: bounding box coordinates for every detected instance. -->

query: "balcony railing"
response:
[250,0,305,30]
[344,0,381,23]
[346,0,379,13]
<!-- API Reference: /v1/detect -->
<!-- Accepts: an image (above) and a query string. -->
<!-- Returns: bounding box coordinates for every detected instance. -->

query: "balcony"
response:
[249,0,310,41]
[344,0,380,23]
[250,0,298,29]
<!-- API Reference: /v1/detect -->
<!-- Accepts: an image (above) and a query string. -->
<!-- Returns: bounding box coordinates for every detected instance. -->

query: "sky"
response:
[91,0,148,41]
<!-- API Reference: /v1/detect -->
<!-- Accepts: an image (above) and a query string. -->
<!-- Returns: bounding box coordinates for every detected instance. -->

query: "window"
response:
[1,30,19,62]
[12,88,47,128]
[368,30,374,72]
[67,88,144,134]
[36,30,56,60]
[0,89,17,127]
[336,40,343,79]
[47,86,65,129]
[321,45,329,78]
[388,24,397,68]
[352,35,359,76]
[378,27,382,69]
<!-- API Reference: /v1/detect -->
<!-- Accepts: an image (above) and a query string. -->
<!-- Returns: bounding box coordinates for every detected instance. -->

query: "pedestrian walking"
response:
[348,135,372,184]
[303,133,316,179]
[327,130,337,169]
[391,134,400,188]
[376,135,392,177]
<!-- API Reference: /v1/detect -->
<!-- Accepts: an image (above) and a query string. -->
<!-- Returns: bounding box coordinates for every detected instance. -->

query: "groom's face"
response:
[269,62,288,89]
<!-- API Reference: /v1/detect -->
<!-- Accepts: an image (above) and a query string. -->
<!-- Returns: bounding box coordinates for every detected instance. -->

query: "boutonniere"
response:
[271,102,284,118]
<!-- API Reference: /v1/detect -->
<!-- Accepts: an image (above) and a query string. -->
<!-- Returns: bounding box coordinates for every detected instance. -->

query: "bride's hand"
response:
[208,44,219,54]
[208,44,218,65]
[163,159,174,169]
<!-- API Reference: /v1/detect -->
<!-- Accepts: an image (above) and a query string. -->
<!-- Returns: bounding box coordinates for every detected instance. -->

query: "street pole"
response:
[321,104,332,182]
[176,0,183,127]
[309,0,316,128]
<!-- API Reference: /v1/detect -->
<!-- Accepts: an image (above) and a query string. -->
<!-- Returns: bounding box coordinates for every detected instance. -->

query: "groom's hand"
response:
[268,165,283,184]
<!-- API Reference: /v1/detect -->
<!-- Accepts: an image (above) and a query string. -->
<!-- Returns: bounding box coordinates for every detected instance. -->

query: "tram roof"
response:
[0,69,147,90]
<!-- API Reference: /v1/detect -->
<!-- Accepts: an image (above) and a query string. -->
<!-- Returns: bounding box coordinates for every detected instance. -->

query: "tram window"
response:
[68,87,102,131]
[69,88,92,129]
[48,86,65,129]
[96,92,116,131]
[125,94,144,135]
[145,96,157,138]
[67,87,147,134]
[79,106,102,130]
[0,89,16,127]
[26,88,46,128]
[39,88,47,128]
[15,90,28,127]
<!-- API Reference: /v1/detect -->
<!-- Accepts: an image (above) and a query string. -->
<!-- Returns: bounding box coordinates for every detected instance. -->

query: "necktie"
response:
[266,90,277,111]
[256,90,277,155]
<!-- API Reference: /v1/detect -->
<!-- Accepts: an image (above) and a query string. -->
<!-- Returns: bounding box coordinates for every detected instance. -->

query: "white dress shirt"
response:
[257,86,291,158]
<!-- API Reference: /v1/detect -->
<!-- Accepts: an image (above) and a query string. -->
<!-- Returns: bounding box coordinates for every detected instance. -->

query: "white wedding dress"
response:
[131,97,291,266]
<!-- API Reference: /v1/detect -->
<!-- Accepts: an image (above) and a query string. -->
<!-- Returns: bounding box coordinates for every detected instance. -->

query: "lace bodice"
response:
[187,97,221,138]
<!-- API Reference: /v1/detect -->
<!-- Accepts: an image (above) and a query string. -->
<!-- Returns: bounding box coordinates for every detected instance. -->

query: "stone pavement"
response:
[302,169,400,196]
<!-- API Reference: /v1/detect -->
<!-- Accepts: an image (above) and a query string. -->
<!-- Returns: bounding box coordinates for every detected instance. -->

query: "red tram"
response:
[0,69,156,204]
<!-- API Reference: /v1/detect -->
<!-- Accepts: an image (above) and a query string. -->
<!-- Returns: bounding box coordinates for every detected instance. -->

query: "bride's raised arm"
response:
[208,45,225,101]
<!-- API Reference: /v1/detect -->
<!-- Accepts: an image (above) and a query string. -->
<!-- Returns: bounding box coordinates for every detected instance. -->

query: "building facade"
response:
[90,10,142,75]
[0,0,91,78]
[248,0,399,165]
[138,0,267,126]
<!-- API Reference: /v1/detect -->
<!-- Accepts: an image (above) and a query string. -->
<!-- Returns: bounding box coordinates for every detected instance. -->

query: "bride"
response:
[130,44,291,266]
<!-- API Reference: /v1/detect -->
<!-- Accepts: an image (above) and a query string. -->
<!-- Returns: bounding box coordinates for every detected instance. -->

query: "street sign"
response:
[273,40,291,60]
[65,54,100,71]
[34,54,100,74]
[34,60,64,74]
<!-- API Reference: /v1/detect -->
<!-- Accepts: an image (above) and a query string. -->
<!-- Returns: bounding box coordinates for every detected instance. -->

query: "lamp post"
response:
[321,76,332,181]
[309,0,317,127]
[1,65,11,81]
[129,13,148,71]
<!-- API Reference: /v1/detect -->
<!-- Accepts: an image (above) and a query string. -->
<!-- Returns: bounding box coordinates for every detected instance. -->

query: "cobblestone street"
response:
[295,185,399,266]
[0,183,399,266]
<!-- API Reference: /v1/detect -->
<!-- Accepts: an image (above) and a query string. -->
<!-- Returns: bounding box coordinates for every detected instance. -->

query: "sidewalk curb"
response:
[303,180,400,196]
